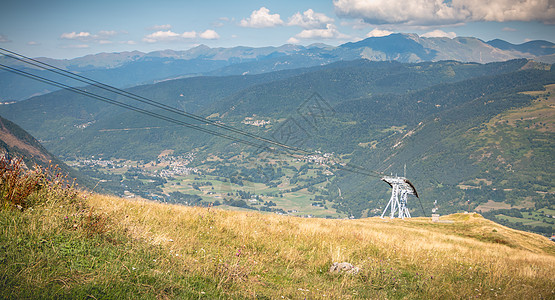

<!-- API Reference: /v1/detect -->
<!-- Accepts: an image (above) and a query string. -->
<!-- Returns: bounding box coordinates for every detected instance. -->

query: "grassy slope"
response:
[1,193,554,299]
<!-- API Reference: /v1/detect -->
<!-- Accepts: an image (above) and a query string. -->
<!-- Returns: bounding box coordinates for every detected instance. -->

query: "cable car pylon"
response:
[380,165,419,219]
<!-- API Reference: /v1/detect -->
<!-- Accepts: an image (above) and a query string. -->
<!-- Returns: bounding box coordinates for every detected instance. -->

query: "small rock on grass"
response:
[329,262,359,274]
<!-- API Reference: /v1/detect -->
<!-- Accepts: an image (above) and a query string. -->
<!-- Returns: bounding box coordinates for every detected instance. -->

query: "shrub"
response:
[0,155,78,209]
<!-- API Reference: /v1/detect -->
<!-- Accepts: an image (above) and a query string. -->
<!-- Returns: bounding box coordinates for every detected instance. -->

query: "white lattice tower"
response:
[381,176,418,219]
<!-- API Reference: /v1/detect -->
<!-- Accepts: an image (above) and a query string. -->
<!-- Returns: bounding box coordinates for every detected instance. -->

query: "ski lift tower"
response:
[381,175,419,219]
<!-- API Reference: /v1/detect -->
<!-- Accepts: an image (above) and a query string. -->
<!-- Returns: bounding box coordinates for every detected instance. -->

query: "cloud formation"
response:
[142,29,219,43]
[366,28,394,37]
[461,0,555,23]
[334,0,555,25]
[240,7,284,28]
[288,9,334,29]
[147,24,172,31]
[199,29,220,40]
[143,30,195,43]
[287,37,300,44]
[421,29,457,38]
[61,32,91,39]
[63,44,90,49]
[98,30,117,37]
[60,30,121,43]
[294,24,349,40]
[0,35,11,43]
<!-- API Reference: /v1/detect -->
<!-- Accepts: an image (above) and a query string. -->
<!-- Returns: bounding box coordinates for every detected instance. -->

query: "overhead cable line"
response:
[0,48,310,155]
[2,52,429,216]
[0,50,386,179]
[0,64,273,150]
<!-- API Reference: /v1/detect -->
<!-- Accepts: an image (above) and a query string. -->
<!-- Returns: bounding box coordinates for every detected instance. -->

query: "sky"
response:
[1,0,554,59]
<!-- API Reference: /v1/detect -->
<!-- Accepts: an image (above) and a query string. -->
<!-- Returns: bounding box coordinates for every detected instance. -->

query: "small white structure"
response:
[380,175,419,219]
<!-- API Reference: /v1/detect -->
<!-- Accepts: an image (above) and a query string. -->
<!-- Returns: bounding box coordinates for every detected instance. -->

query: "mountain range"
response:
[1,33,554,101]
[1,55,553,233]
[1,31,554,235]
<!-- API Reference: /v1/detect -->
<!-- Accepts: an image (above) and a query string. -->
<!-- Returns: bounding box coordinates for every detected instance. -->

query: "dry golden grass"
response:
[83,193,555,299]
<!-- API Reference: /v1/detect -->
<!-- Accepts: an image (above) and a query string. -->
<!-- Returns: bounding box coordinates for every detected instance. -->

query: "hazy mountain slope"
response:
[213,59,530,117]
[2,35,553,101]
[0,58,553,234]
[487,39,555,57]
[0,44,310,101]
[329,68,555,223]
[0,115,90,187]
[0,66,321,159]
[0,59,531,160]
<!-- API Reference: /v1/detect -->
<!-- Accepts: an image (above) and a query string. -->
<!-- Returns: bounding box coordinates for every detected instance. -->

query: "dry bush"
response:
[0,155,78,209]
[0,156,40,208]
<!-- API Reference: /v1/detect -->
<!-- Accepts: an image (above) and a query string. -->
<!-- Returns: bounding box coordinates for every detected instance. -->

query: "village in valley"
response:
[66,149,344,218]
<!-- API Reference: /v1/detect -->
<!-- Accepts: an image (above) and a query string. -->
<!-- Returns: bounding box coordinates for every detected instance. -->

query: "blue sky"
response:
[1,0,554,59]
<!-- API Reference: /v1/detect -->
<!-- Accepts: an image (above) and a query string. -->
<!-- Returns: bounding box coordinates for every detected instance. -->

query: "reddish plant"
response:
[0,156,78,209]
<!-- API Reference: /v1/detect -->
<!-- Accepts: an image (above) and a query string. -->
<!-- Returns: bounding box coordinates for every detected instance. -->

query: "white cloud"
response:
[60,30,122,44]
[147,24,172,31]
[421,29,457,38]
[288,9,334,29]
[294,24,349,40]
[287,37,300,44]
[341,19,372,30]
[98,30,117,37]
[214,17,233,28]
[142,30,198,43]
[333,0,555,26]
[181,31,197,39]
[366,28,394,37]
[27,41,39,45]
[61,31,91,39]
[334,0,464,26]
[121,40,137,45]
[460,0,555,23]
[0,35,10,43]
[143,30,181,43]
[142,29,218,43]
[199,29,220,40]
[240,7,284,28]
[64,44,90,49]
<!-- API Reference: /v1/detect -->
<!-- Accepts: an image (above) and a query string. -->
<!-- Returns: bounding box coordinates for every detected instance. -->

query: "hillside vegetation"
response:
[1,59,553,235]
[1,159,554,299]
[0,59,555,235]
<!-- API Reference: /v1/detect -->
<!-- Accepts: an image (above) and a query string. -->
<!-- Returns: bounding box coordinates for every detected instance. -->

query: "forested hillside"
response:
[1,58,553,235]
